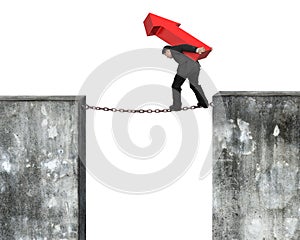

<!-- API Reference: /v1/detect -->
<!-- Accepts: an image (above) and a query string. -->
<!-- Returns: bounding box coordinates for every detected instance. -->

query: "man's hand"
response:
[196,47,206,54]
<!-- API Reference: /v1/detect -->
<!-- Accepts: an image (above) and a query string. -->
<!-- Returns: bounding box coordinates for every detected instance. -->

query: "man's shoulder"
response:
[171,50,192,61]
[170,49,184,56]
[170,44,197,53]
[170,46,182,52]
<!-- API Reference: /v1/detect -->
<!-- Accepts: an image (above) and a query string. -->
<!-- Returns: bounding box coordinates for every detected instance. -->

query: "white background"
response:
[1,1,300,239]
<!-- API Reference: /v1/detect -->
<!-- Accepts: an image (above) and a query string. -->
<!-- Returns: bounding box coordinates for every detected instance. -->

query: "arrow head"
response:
[143,13,181,36]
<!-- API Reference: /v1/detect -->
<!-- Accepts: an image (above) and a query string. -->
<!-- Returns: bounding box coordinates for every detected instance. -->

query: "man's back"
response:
[169,44,200,66]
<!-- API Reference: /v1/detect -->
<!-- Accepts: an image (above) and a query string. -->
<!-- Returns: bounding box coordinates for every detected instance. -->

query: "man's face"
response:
[164,49,172,59]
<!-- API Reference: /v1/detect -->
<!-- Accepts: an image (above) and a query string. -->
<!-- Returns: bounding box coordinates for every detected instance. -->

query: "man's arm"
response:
[171,44,205,54]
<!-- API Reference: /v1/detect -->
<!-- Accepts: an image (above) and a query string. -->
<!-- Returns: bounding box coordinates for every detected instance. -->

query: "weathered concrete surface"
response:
[213,92,300,240]
[0,96,86,239]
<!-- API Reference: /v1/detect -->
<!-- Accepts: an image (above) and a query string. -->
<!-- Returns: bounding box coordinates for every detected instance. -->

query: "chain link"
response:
[83,102,214,113]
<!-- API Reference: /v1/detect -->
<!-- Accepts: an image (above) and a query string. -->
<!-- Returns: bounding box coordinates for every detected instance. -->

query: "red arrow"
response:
[143,13,212,61]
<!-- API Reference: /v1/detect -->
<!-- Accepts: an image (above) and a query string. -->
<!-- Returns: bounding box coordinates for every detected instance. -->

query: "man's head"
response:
[162,45,172,58]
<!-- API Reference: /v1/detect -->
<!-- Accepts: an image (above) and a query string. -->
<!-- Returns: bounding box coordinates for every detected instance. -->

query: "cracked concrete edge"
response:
[0,95,87,239]
[213,91,300,97]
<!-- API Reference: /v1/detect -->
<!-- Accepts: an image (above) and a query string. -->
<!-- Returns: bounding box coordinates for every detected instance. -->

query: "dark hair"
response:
[162,45,171,54]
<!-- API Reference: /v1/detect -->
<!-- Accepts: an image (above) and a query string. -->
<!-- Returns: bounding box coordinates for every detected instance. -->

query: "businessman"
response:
[162,44,209,111]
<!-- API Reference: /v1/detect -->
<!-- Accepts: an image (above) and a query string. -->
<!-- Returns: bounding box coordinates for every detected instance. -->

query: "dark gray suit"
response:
[169,44,208,109]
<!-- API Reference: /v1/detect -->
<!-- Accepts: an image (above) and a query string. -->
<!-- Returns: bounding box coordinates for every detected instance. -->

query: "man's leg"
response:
[170,74,186,111]
[188,69,209,108]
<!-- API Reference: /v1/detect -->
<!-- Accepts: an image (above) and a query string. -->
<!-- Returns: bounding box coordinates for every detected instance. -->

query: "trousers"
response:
[171,71,208,107]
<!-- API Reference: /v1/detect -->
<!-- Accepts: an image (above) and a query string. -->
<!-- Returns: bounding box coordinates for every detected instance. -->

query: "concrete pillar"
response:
[213,92,299,240]
[0,96,86,239]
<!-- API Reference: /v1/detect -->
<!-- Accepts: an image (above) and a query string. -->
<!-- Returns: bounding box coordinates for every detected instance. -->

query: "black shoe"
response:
[169,105,182,111]
[197,102,208,108]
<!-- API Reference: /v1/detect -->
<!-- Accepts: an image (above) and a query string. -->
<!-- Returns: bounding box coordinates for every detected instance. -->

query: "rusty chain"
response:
[83,102,214,113]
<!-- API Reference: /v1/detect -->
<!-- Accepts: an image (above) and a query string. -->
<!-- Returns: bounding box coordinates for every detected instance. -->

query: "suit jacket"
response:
[170,44,201,79]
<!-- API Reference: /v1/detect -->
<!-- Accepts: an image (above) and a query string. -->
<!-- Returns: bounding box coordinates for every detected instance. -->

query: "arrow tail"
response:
[156,27,212,60]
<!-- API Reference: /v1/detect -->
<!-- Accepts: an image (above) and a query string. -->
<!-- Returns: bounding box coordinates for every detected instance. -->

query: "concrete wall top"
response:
[213,91,300,97]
